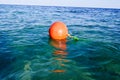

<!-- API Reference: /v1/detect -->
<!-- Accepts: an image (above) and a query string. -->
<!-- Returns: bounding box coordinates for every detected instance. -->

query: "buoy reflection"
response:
[49,39,68,73]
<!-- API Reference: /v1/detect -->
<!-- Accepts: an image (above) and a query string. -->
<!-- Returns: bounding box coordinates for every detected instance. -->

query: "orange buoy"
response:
[49,21,68,40]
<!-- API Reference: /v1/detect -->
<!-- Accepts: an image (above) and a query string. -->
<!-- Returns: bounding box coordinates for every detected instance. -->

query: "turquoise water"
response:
[0,4,120,80]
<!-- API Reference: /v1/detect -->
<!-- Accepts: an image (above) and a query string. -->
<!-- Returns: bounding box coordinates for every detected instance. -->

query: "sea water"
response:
[0,4,120,80]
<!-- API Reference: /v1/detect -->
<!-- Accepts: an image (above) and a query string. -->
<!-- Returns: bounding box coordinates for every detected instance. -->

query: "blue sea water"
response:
[0,4,120,80]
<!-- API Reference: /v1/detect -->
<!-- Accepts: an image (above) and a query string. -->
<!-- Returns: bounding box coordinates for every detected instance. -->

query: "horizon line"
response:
[0,3,120,9]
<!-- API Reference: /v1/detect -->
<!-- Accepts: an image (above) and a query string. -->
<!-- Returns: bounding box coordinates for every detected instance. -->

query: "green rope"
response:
[72,36,80,41]
[68,34,79,41]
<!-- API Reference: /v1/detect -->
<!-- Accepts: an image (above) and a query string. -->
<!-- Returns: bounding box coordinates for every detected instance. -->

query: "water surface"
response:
[0,4,120,80]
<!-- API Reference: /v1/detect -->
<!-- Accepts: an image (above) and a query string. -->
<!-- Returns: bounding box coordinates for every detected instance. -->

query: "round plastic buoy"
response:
[49,21,68,40]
